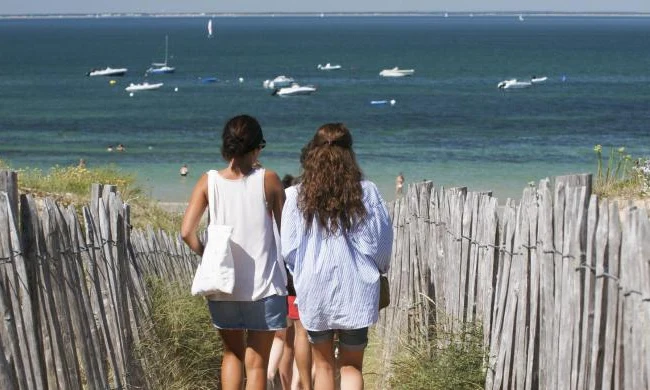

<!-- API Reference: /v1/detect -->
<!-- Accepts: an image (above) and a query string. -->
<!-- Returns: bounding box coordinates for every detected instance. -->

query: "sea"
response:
[1,15,649,204]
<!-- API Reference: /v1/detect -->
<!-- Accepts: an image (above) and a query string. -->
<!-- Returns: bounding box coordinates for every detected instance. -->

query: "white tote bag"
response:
[191,171,235,296]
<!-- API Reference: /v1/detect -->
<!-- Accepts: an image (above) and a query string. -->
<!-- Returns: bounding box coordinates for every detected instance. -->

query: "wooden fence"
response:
[378,173,650,389]
[0,171,198,389]
[3,168,649,389]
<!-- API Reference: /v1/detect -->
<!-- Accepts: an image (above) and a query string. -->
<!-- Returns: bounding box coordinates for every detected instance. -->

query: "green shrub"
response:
[593,145,647,198]
[1,160,182,232]
[135,279,223,390]
[388,319,486,390]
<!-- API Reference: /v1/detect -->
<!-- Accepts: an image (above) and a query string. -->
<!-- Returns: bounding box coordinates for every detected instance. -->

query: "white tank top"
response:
[206,168,287,301]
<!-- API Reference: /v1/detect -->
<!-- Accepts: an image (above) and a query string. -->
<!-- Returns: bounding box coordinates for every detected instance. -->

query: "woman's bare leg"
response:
[311,338,335,390]
[293,320,313,390]
[246,330,276,390]
[268,329,287,386]
[338,347,364,390]
[279,325,295,389]
[219,329,246,390]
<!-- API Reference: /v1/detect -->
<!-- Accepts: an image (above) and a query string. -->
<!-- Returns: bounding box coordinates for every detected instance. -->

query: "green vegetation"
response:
[136,279,223,390]
[1,160,183,231]
[593,145,649,199]
[388,318,486,390]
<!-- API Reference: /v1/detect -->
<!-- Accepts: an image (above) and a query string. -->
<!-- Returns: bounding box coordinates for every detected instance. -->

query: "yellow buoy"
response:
[109,80,117,85]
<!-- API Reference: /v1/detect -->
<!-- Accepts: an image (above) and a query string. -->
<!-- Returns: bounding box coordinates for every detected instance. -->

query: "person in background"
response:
[180,164,189,177]
[281,123,393,390]
[395,172,404,197]
[116,144,125,152]
[107,145,114,152]
[181,114,288,390]
[78,158,86,169]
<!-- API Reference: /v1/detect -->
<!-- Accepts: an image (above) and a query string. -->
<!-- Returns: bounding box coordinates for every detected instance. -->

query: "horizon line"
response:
[2,11,650,19]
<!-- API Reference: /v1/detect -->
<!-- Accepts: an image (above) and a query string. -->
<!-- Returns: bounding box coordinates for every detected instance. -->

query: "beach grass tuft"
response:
[135,279,223,390]
[388,316,486,390]
[593,145,649,199]
[3,160,183,231]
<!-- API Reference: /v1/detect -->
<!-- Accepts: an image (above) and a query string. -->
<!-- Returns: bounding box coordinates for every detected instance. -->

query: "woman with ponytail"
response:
[182,114,288,390]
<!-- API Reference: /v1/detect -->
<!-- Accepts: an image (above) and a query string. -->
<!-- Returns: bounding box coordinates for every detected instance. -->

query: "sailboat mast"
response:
[164,35,169,64]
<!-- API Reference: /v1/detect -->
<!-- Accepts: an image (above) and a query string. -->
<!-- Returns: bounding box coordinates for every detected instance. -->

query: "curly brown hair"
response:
[299,123,366,235]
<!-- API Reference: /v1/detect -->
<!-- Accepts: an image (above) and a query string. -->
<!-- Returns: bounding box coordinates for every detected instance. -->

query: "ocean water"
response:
[1,16,649,203]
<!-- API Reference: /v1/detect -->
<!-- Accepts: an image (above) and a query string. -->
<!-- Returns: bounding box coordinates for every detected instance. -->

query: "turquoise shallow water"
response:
[1,16,649,203]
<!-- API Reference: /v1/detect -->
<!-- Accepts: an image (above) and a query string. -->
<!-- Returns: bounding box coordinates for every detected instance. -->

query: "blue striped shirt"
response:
[281,181,393,331]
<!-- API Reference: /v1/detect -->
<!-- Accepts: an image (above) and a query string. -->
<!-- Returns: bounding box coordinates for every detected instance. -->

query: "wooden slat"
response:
[578,195,598,390]
[603,201,622,390]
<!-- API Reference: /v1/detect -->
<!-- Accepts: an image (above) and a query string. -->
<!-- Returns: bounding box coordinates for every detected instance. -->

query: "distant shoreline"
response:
[2,12,650,20]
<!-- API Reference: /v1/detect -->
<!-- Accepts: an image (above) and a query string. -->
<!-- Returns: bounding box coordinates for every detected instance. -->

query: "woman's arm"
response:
[265,169,286,231]
[181,173,209,256]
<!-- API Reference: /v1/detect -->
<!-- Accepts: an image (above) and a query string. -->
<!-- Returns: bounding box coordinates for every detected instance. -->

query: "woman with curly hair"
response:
[281,123,393,390]
[181,114,288,390]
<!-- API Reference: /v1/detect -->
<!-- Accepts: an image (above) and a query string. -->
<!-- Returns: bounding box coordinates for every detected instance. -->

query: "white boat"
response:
[530,76,548,83]
[497,79,532,89]
[207,19,213,38]
[519,14,524,22]
[317,63,342,70]
[147,35,175,74]
[272,83,317,96]
[263,75,295,89]
[125,82,164,92]
[379,67,415,77]
[370,99,396,106]
[87,67,127,77]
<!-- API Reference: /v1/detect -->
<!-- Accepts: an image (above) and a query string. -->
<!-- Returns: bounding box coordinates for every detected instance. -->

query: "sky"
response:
[2,0,650,15]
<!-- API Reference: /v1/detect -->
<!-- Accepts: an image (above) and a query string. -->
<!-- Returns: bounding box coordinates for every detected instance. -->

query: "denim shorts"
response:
[306,327,369,351]
[207,295,287,331]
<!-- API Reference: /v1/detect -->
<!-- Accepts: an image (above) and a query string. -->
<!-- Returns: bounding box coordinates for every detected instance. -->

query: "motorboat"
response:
[530,76,548,84]
[272,83,317,96]
[379,67,415,77]
[370,99,396,106]
[497,79,532,89]
[87,67,128,77]
[263,75,295,89]
[146,35,175,75]
[125,82,164,92]
[317,63,342,70]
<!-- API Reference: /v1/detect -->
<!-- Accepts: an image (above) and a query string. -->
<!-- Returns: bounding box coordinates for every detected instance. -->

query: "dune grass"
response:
[387,316,487,390]
[1,159,183,231]
[593,145,649,199]
[135,279,223,390]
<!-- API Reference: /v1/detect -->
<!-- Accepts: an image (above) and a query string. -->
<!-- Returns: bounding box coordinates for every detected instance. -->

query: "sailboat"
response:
[146,35,175,74]
[207,19,213,38]
[518,14,524,21]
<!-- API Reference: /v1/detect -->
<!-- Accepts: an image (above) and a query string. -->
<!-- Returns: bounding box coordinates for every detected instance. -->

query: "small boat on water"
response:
[379,67,415,77]
[370,99,396,106]
[497,79,532,89]
[317,63,342,70]
[125,82,164,92]
[530,75,548,84]
[263,75,295,89]
[272,83,317,96]
[87,67,128,77]
[147,35,175,75]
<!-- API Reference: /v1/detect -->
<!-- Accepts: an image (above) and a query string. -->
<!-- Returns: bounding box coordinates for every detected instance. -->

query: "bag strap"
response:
[207,170,217,226]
